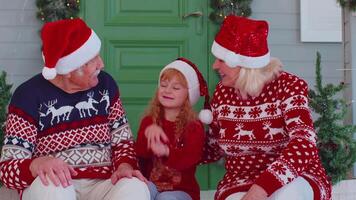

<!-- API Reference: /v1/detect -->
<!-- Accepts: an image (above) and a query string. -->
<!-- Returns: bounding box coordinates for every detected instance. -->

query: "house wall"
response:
[251,0,343,88]
[350,12,356,176]
[0,0,42,89]
[0,0,344,90]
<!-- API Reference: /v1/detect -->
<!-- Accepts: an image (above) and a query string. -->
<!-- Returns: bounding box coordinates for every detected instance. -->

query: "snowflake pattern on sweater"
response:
[0,72,137,191]
[202,72,331,200]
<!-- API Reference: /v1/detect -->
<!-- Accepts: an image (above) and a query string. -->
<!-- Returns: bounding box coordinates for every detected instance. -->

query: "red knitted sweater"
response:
[136,116,205,200]
[202,72,332,200]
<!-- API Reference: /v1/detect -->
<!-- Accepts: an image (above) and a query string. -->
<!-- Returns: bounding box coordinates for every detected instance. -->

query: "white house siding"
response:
[0,0,42,89]
[350,12,356,176]
[251,0,343,88]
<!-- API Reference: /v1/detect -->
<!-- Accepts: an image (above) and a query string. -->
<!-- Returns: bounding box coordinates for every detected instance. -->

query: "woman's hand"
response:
[110,163,147,184]
[144,124,169,149]
[29,156,78,188]
[241,184,268,200]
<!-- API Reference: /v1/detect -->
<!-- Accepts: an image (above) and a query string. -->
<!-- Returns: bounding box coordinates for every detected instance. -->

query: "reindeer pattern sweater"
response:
[0,72,137,191]
[202,71,331,200]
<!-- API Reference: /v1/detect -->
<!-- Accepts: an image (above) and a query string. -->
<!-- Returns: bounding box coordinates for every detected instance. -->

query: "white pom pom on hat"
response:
[199,109,213,124]
[42,67,57,80]
[160,57,213,124]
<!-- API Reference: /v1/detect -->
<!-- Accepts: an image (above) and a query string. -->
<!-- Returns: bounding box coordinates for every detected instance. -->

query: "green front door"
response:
[83,0,223,190]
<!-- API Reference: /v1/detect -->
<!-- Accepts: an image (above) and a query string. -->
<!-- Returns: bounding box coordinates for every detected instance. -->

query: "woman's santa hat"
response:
[212,15,270,68]
[41,18,101,80]
[160,58,213,124]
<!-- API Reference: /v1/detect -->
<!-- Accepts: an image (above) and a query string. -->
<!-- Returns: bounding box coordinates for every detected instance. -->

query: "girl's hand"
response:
[144,124,169,149]
[150,141,170,157]
[241,184,268,200]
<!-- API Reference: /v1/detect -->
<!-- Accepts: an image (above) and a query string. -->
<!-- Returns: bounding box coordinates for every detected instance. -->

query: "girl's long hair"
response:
[234,57,283,99]
[144,68,197,136]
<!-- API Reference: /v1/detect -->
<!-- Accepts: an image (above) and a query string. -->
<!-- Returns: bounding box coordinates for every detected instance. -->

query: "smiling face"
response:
[158,69,189,111]
[69,54,104,90]
[213,58,241,87]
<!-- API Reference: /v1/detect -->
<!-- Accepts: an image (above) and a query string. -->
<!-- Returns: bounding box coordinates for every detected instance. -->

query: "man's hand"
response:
[29,156,78,188]
[110,163,147,184]
[144,124,169,149]
[241,184,268,200]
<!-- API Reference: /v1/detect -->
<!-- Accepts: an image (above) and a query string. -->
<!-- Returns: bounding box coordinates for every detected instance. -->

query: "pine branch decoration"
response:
[0,71,12,151]
[337,0,356,11]
[309,52,356,184]
[36,0,80,22]
[210,0,252,24]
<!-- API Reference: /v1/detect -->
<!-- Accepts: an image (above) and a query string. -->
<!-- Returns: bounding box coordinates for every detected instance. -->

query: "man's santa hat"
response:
[41,18,101,80]
[160,58,213,124]
[212,15,270,68]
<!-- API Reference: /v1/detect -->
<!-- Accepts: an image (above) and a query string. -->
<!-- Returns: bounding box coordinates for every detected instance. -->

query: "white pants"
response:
[226,177,313,200]
[22,177,150,200]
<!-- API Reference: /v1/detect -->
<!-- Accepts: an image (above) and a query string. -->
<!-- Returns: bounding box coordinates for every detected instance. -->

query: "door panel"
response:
[105,0,186,26]
[84,0,214,189]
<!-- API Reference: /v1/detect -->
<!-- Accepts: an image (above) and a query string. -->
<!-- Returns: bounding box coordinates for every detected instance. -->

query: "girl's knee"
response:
[156,193,178,200]
[156,191,192,200]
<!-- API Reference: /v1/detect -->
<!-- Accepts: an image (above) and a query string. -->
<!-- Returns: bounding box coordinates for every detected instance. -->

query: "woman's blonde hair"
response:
[144,68,197,136]
[235,57,283,99]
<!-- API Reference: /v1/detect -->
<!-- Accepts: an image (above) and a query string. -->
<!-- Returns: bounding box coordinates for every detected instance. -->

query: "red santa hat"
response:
[40,18,101,80]
[212,15,270,68]
[160,58,213,124]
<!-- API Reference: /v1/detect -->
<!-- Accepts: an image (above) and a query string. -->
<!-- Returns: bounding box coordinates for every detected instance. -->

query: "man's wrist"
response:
[117,162,133,171]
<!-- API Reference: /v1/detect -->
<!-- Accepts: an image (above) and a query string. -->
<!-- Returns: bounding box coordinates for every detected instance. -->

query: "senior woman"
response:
[202,15,331,200]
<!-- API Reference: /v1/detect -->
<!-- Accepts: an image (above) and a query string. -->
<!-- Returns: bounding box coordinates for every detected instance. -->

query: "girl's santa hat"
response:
[41,18,101,80]
[212,15,270,68]
[160,58,213,124]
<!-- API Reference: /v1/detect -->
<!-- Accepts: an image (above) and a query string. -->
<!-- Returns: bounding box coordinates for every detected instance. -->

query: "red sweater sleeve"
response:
[164,121,205,171]
[135,116,154,158]
[108,95,138,170]
[255,79,319,196]
[0,106,37,190]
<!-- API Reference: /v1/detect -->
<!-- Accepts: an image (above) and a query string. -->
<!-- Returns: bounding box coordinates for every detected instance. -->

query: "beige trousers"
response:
[22,177,150,200]
[226,177,313,200]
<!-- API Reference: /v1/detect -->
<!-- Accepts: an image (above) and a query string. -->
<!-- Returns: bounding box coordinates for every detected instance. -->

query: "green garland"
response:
[0,71,12,152]
[210,0,252,24]
[309,52,356,184]
[337,0,356,11]
[36,0,80,23]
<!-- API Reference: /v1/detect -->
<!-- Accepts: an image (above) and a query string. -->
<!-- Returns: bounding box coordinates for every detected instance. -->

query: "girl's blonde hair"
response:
[235,57,283,99]
[145,68,197,136]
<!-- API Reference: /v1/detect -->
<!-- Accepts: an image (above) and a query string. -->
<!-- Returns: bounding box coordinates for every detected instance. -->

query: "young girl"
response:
[135,58,211,200]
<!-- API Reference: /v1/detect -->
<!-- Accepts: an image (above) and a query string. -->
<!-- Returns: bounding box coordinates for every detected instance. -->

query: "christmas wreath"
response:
[337,0,356,11]
[209,0,252,24]
[36,0,80,22]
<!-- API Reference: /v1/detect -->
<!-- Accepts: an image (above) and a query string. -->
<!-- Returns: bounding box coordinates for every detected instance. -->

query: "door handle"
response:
[183,11,203,19]
[183,10,203,35]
